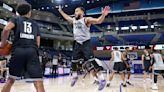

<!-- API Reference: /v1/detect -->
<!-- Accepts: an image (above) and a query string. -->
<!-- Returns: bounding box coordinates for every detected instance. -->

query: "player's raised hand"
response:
[102,6,110,16]
[58,5,62,12]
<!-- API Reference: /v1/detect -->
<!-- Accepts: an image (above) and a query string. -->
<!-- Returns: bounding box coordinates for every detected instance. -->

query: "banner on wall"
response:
[154,44,164,50]
[94,45,134,51]
[96,47,104,50]
[128,52,138,60]
[94,44,164,51]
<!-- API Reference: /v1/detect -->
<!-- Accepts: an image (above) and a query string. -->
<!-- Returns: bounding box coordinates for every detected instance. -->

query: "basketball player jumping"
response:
[0,4,45,92]
[107,47,127,87]
[58,6,109,90]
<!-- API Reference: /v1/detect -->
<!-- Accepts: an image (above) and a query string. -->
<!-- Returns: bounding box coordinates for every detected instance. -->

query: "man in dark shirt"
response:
[122,47,132,85]
[0,4,45,92]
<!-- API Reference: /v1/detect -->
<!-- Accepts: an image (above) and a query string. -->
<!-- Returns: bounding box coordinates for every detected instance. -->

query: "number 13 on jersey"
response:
[23,21,32,34]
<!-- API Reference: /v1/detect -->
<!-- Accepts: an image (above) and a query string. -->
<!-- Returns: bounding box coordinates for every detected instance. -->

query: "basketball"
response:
[0,41,12,56]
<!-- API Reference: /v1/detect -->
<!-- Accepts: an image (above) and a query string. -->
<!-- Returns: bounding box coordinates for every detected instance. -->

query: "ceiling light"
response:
[55,0,62,2]
[65,5,68,7]
[87,1,90,4]
[55,6,59,8]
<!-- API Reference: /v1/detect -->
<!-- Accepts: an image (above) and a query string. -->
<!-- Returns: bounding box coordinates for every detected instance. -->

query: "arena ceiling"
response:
[26,0,117,16]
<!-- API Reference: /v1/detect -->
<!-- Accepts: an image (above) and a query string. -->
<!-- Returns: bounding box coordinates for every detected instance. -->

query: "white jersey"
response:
[73,17,91,44]
[153,53,164,70]
[113,51,122,63]
[52,58,58,65]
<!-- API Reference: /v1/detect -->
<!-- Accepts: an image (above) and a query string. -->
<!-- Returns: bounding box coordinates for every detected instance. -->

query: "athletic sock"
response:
[98,73,105,81]
[107,81,111,84]
[94,77,98,81]
[122,81,126,85]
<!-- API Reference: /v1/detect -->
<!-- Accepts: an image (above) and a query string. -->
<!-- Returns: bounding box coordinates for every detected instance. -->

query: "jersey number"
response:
[23,21,32,34]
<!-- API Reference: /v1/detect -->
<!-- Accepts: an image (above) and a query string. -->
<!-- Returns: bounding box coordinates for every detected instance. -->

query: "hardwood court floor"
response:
[0,74,164,92]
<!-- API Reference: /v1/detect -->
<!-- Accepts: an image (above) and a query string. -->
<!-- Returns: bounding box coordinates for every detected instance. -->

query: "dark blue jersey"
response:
[9,16,40,49]
[144,54,151,63]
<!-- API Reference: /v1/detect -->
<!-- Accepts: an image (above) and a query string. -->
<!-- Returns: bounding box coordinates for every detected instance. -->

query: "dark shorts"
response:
[82,59,102,72]
[113,62,125,73]
[144,61,152,73]
[9,47,43,80]
[124,61,131,72]
[154,70,164,75]
[73,40,94,61]
[92,60,103,71]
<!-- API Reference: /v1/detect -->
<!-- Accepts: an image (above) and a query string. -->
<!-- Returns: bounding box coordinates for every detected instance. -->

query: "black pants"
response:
[52,65,57,76]
[72,40,94,72]
[154,70,164,83]
[41,62,46,76]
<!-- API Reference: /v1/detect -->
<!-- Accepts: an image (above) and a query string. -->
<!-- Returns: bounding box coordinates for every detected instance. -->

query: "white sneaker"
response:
[151,84,158,90]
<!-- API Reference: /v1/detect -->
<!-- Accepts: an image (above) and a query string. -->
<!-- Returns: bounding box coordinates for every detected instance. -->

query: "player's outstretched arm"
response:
[0,22,14,47]
[86,6,110,25]
[141,54,145,69]
[58,5,73,23]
